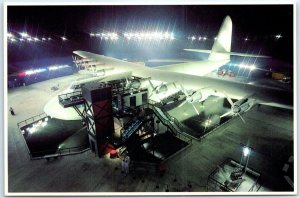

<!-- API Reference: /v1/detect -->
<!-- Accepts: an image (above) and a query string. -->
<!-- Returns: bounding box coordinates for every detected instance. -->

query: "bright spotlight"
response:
[27,37,32,42]
[7,32,14,38]
[20,32,29,38]
[275,34,282,39]
[41,122,47,127]
[42,37,46,41]
[191,36,196,41]
[203,37,207,40]
[243,147,250,157]
[250,65,256,71]
[90,33,95,37]
[19,38,24,42]
[33,37,39,41]
[204,119,212,126]
[28,127,36,134]
[48,37,52,41]
[239,64,245,68]
[10,38,16,42]
[61,36,67,41]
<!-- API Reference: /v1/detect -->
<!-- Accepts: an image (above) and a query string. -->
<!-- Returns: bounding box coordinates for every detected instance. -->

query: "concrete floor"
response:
[6,74,295,195]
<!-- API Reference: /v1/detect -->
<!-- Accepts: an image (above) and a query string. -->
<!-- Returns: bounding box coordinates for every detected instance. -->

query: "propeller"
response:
[221,92,246,124]
[179,85,200,115]
[148,81,177,102]
[191,103,200,115]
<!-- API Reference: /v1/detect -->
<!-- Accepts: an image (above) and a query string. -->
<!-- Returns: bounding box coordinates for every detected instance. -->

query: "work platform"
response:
[160,96,236,139]
[58,91,85,108]
[207,158,261,192]
[8,74,294,193]
[17,114,89,159]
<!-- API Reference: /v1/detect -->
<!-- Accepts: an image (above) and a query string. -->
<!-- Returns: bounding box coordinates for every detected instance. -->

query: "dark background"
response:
[7,5,294,73]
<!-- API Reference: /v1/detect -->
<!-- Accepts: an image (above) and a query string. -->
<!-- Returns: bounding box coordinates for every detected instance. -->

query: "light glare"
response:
[243,147,250,156]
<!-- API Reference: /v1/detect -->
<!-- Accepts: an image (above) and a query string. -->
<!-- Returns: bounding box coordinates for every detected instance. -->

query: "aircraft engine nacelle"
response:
[232,98,255,114]
[128,78,151,90]
[129,79,142,89]
[156,84,168,94]
[95,69,106,76]
[187,91,202,103]
[94,68,114,77]
[232,105,241,114]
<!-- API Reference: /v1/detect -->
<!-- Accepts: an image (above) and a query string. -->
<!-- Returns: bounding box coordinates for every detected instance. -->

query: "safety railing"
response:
[122,119,143,141]
[58,91,85,108]
[29,144,90,160]
[17,112,48,129]
[145,101,192,145]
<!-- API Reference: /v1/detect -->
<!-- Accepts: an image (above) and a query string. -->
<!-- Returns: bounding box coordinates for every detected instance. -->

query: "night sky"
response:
[7,5,294,72]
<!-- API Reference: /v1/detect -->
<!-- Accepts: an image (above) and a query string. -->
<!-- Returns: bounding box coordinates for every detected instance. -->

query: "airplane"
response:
[220,93,256,123]
[43,15,293,120]
[44,71,132,120]
[178,85,215,115]
[154,16,269,77]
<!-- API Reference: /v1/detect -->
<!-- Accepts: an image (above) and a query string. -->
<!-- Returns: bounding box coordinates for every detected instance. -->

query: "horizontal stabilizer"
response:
[184,49,270,58]
[259,102,293,110]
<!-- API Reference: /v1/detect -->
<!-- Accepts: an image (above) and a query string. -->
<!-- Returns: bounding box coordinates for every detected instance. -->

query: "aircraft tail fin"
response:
[184,16,271,59]
[208,15,232,61]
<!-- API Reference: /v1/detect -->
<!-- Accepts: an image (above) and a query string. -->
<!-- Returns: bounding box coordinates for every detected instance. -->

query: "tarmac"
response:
[6,74,295,195]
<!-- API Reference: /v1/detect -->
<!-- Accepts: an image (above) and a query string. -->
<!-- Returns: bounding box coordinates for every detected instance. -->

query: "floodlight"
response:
[42,37,46,41]
[41,122,47,127]
[7,32,14,38]
[203,37,207,40]
[243,147,250,156]
[34,37,39,41]
[191,36,196,41]
[250,65,256,71]
[28,127,36,134]
[48,37,52,40]
[275,34,282,39]
[27,37,32,42]
[20,32,29,38]
[19,38,24,42]
[90,33,95,37]
[61,37,67,41]
[10,38,16,42]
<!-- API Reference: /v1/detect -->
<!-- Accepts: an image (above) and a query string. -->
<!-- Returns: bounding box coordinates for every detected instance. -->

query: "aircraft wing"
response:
[73,50,292,111]
[74,51,143,69]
